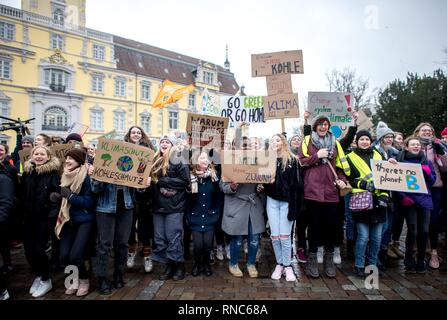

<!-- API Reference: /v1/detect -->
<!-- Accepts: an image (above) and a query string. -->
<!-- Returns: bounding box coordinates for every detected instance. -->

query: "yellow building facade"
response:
[0,0,239,147]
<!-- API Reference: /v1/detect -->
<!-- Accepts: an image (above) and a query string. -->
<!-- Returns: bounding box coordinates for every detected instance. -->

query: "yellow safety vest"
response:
[346,150,388,197]
[301,135,350,176]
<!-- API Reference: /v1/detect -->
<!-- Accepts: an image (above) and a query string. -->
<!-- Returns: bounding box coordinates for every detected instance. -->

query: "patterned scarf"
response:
[311,131,335,159]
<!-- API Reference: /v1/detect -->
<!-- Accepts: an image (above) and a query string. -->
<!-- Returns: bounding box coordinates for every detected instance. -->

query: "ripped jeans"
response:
[230,220,259,267]
[267,196,294,266]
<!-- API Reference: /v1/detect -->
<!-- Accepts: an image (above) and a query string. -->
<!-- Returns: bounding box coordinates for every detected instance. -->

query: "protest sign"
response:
[266,74,293,95]
[19,149,31,167]
[263,93,299,120]
[371,160,428,194]
[220,96,265,128]
[51,142,83,165]
[200,89,220,115]
[252,50,304,77]
[356,110,374,131]
[186,113,228,149]
[221,150,276,183]
[308,92,355,126]
[68,122,89,137]
[92,138,154,188]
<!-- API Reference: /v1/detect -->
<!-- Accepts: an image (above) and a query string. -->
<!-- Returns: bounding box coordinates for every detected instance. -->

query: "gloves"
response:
[401,196,414,207]
[359,180,375,192]
[432,142,445,155]
[60,187,72,198]
[378,195,389,208]
[49,192,62,204]
[421,164,431,176]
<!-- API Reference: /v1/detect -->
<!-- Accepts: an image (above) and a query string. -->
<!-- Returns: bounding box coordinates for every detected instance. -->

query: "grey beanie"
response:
[22,135,34,144]
[376,121,394,141]
[160,135,176,146]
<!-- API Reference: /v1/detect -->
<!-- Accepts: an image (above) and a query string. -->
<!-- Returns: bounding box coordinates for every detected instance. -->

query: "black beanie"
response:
[65,133,83,143]
[356,130,372,144]
[66,147,87,165]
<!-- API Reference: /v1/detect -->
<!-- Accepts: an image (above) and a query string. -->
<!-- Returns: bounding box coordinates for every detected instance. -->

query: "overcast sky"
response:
[3,0,447,136]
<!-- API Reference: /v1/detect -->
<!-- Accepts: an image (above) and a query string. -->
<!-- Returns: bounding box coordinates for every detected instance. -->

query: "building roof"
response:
[113,36,240,95]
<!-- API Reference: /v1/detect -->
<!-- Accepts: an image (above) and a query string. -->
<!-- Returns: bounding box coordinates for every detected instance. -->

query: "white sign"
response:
[308,92,355,126]
[220,96,265,128]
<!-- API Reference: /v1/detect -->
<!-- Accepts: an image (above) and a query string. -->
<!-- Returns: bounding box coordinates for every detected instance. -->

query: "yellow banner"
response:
[152,80,194,108]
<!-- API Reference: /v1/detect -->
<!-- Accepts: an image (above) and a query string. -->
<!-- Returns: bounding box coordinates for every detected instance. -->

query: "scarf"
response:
[55,164,88,238]
[190,168,217,193]
[397,150,426,163]
[311,131,335,159]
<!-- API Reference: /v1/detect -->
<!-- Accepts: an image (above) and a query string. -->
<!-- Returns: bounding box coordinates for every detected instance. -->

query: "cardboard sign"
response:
[371,160,428,194]
[19,149,31,167]
[251,50,304,77]
[186,113,229,149]
[220,96,265,128]
[68,122,89,137]
[356,110,374,131]
[200,89,220,115]
[97,130,119,140]
[92,138,154,188]
[308,92,355,126]
[221,150,277,183]
[263,93,299,120]
[51,143,83,165]
[266,74,293,95]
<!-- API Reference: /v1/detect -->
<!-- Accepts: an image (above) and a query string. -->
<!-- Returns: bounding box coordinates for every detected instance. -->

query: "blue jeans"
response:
[152,212,184,263]
[266,196,294,266]
[344,194,355,241]
[380,207,393,249]
[230,221,259,266]
[355,222,384,268]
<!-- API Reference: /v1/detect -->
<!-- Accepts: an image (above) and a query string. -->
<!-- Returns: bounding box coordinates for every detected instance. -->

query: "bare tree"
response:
[326,67,370,111]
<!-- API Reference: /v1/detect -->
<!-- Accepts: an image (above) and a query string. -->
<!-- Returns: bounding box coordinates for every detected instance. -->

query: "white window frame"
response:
[93,44,105,61]
[53,8,65,25]
[0,21,15,41]
[140,112,151,134]
[90,106,104,131]
[113,109,126,132]
[44,68,70,87]
[203,71,214,85]
[0,59,12,80]
[114,77,126,97]
[43,106,68,130]
[188,93,196,108]
[0,100,10,118]
[50,33,64,50]
[168,111,178,130]
[141,81,151,101]
[91,73,104,93]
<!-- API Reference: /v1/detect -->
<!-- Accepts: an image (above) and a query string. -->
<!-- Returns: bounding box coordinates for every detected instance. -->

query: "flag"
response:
[152,80,194,108]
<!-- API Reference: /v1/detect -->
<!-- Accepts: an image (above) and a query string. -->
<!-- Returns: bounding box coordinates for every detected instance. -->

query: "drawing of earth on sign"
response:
[117,156,134,172]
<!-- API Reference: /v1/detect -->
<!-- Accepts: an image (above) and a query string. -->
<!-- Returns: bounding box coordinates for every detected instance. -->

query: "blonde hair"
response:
[413,122,436,138]
[150,147,176,182]
[31,145,52,158]
[271,134,295,171]
[190,150,218,181]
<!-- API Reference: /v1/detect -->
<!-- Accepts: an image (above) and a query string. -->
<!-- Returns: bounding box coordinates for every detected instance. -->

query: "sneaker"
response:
[333,247,342,265]
[65,282,78,295]
[297,248,307,264]
[32,279,52,298]
[391,241,405,258]
[216,246,224,261]
[144,256,153,273]
[247,264,259,278]
[225,245,231,260]
[126,252,136,269]
[76,279,90,297]
[429,251,440,269]
[317,247,324,264]
[209,250,215,265]
[283,266,296,282]
[229,264,243,277]
[29,276,42,294]
[0,289,10,300]
[387,246,399,259]
[416,260,427,274]
[353,266,365,277]
[271,264,284,280]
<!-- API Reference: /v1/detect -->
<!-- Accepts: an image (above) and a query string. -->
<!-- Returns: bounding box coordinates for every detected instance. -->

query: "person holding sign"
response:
[395,137,436,273]
[20,146,61,298]
[263,134,303,282]
[298,115,350,279]
[345,130,389,277]
[149,135,190,281]
[413,122,447,269]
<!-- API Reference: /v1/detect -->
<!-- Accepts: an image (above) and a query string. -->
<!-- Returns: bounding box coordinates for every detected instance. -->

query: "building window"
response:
[141,81,151,101]
[51,33,64,50]
[115,78,126,97]
[203,71,214,85]
[0,21,15,41]
[0,59,11,79]
[93,44,105,61]
[44,68,69,92]
[53,8,64,25]
[43,106,68,131]
[90,107,104,131]
[188,93,196,108]
[0,100,10,118]
[140,113,151,133]
[168,111,178,130]
[114,110,126,132]
[91,73,104,93]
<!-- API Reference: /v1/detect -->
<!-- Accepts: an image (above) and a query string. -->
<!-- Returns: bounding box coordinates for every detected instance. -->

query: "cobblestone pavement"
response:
[3,238,447,300]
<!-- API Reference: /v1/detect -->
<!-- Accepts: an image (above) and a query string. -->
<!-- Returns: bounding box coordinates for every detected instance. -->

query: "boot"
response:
[324,252,336,278]
[306,253,319,278]
[203,252,213,277]
[159,261,176,280]
[98,277,112,295]
[191,256,201,277]
[173,262,185,281]
[346,240,355,260]
[378,249,389,271]
[113,270,124,289]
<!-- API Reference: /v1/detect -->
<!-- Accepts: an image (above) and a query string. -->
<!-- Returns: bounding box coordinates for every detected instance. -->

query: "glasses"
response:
[383,135,394,139]
[420,129,432,132]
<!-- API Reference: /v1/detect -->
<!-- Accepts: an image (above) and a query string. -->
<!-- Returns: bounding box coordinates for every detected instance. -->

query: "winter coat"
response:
[263,157,303,221]
[220,182,265,236]
[0,168,14,223]
[185,176,223,232]
[422,141,447,188]
[67,176,95,224]
[151,161,190,214]
[396,151,436,210]
[91,180,135,213]
[21,157,61,220]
